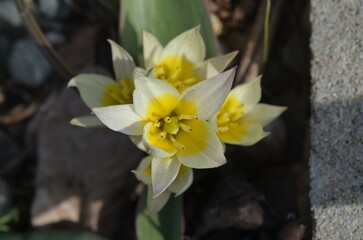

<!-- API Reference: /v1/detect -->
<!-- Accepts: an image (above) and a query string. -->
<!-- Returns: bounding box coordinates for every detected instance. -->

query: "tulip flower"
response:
[143,26,238,93]
[93,68,236,196]
[68,40,136,127]
[211,76,286,146]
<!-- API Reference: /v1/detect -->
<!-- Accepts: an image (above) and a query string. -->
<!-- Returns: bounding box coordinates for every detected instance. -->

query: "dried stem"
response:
[16,0,74,81]
[235,0,285,85]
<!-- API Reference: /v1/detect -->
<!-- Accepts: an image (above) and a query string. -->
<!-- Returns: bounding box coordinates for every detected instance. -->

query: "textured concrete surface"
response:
[310,1,363,239]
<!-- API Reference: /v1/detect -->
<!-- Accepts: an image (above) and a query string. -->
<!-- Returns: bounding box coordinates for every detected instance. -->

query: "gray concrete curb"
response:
[310,1,363,239]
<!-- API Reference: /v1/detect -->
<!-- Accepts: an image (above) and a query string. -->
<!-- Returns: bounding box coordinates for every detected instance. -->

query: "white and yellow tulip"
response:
[143,26,238,93]
[68,40,136,127]
[211,76,286,146]
[93,68,235,195]
[133,156,193,214]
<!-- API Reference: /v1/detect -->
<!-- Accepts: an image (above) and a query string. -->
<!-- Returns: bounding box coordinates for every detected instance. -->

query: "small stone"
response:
[45,31,66,46]
[278,220,306,240]
[37,0,71,20]
[0,0,23,29]
[8,38,52,87]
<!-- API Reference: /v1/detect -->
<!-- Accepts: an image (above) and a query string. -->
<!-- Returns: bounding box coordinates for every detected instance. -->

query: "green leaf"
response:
[120,0,218,64]
[136,188,183,240]
[0,209,18,225]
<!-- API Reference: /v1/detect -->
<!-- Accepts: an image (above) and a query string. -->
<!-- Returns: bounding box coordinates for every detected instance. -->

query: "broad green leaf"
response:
[136,188,183,240]
[120,0,218,64]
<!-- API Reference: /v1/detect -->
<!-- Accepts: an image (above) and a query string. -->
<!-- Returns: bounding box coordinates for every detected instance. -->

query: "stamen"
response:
[170,136,185,150]
[218,126,230,133]
[171,66,181,79]
[160,131,167,139]
[217,113,230,125]
[154,120,161,127]
[164,116,171,123]
[180,123,192,132]
[109,91,124,103]
[183,77,197,85]
[174,81,184,88]
[178,114,198,120]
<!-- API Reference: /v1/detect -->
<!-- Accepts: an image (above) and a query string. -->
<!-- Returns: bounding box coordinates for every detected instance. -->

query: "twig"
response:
[235,0,285,85]
[263,0,271,64]
[15,0,74,81]
[0,103,38,124]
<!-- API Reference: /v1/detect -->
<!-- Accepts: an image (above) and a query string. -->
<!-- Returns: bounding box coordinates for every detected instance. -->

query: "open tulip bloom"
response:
[68,40,136,128]
[143,26,238,93]
[211,76,287,146]
[93,68,236,197]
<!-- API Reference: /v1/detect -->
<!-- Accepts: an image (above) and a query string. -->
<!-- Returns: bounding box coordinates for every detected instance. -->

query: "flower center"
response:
[154,56,200,93]
[152,114,198,150]
[102,77,134,106]
[217,96,244,133]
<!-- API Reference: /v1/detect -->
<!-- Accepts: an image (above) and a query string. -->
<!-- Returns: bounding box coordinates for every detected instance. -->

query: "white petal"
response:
[229,76,262,113]
[205,51,238,78]
[152,157,181,197]
[147,186,171,215]
[68,73,115,108]
[108,39,135,81]
[133,67,147,78]
[243,104,286,126]
[92,104,144,135]
[133,76,180,119]
[168,166,193,196]
[133,156,152,185]
[208,114,218,132]
[181,68,236,120]
[161,26,205,64]
[205,61,220,79]
[142,30,163,70]
[130,135,147,152]
[70,115,103,128]
[226,123,269,146]
[142,123,177,158]
[177,121,226,169]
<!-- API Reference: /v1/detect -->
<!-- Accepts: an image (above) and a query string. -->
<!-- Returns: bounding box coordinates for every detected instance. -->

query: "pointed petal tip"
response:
[67,79,76,88]
[107,39,117,46]
[231,50,239,56]
[69,118,77,125]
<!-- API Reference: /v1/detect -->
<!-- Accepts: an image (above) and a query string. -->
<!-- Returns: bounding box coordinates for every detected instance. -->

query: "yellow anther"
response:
[217,113,230,125]
[183,77,197,85]
[160,131,167,139]
[170,136,185,150]
[174,81,184,88]
[178,114,198,120]
[218,126,230,133]
[180,123,192,132]
[171,66,181,79]
[164,116,171,123]
[154,120,161,127]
